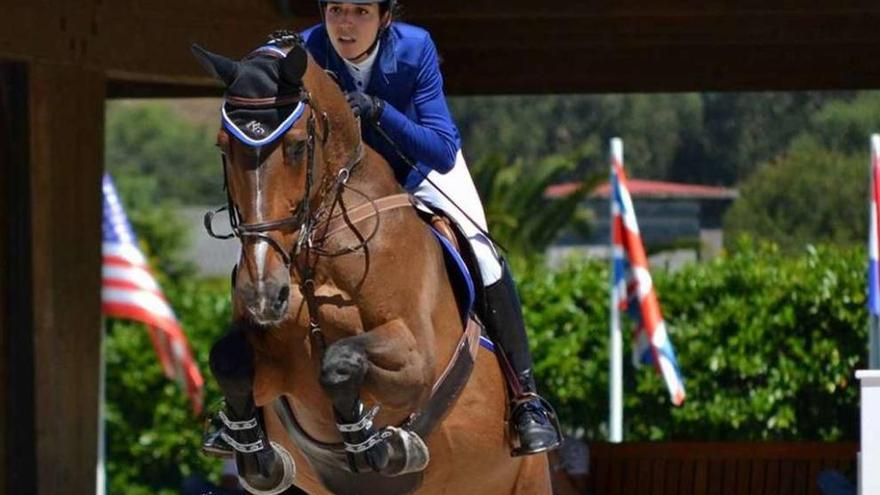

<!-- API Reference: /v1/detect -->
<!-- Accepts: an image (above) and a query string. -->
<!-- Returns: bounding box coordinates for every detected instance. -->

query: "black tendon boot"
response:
[202,402,234,458]
[202,329,269,461]
[479,261,563,456]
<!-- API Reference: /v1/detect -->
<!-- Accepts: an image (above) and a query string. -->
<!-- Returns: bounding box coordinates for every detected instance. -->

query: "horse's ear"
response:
[190,43,240,87]
[279,45,308,86]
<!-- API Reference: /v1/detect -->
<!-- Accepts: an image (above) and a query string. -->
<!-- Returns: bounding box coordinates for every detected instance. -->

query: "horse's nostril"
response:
[275,285,290,309]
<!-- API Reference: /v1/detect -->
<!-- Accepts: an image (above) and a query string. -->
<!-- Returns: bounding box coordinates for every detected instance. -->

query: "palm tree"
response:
[470,149,602,257]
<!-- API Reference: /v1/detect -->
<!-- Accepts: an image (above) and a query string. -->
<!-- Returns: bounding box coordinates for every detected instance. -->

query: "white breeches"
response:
[409,150,503,286]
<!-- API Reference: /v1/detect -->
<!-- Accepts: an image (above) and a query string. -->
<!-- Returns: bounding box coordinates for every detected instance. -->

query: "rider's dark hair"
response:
[381,1,402,20]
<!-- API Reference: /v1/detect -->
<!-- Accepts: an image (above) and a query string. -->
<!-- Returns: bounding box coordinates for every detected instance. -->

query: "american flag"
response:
[868,135,880,317]
[101,174,204,414]
[610,139,686,406]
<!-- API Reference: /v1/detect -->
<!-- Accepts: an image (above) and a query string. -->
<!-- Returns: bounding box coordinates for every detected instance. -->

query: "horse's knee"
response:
[320,339,368,396]
[209,328,255,395]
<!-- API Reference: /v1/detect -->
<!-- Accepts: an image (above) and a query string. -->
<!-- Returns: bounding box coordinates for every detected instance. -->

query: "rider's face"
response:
[324,3,386,63]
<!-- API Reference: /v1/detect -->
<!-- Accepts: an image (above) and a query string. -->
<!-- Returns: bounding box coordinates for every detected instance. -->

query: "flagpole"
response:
[871,135,880,369]
[96,320,107,495]
[609,137,624,442]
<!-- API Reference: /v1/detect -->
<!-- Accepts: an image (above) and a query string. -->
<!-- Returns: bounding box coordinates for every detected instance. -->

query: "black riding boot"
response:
[479,261,563,456]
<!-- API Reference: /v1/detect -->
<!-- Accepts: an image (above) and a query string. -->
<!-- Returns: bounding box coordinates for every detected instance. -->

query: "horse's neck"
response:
[344,146,404,199]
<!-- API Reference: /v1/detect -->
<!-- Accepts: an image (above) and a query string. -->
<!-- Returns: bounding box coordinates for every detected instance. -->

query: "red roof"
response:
[545,179,738,200]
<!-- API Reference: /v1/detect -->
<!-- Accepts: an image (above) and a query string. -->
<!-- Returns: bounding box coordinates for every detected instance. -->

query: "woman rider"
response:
[206,0,562,459]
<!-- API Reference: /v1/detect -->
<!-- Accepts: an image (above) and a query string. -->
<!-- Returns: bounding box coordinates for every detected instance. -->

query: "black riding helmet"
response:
[317,0,396,18]
[317,0,396,61]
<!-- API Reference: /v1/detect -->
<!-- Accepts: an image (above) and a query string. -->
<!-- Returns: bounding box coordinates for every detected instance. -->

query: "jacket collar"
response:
[325,24,398,91]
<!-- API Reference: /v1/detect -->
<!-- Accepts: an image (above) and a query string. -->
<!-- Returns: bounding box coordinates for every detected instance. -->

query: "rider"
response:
[206,0,562,458]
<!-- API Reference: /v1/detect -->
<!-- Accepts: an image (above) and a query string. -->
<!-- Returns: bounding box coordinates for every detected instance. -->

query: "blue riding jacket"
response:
[302,22,462,190]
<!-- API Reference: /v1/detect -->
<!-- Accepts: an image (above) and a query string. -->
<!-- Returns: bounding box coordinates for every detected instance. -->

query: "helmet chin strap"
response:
[345,33,381,63]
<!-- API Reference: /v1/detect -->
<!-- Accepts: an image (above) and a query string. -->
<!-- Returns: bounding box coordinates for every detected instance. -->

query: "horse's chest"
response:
[290,281,364,338]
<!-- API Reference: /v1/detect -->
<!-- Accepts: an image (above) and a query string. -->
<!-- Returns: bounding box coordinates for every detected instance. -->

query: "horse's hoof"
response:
[238,441,296,495]
[320,341,368,391]
[381,426,430,476]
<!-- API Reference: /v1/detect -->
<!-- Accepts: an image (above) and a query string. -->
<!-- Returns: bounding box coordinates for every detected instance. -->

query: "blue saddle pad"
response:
[428,228,496,352]
[429,228,475,326]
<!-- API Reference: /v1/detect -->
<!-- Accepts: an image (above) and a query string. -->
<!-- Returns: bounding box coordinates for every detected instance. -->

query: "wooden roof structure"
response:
[4,2,880,96]
[3,2,880,493]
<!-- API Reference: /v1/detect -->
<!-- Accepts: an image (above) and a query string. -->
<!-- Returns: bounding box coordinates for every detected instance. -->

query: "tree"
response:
[449,93,704,182]
[468,149,600,255]
[722,91,880,251]
[804,91,880,155]
[106,102,224,206]
[723,138,866,251]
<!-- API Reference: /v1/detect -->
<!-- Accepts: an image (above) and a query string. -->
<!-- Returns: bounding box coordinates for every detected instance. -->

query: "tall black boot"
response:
[479,261,563,456]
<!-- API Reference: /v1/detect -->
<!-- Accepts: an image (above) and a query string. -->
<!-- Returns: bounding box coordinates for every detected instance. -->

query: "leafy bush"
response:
[519,239,867,442]
[104,278,230,495]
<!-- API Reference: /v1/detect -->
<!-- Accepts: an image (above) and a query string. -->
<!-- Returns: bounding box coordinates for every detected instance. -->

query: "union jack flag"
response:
[868,135,880,317]
[101,174,204,414]
[610,139,686,406]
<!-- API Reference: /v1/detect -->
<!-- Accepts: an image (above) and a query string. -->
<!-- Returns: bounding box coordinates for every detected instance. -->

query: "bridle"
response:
[204,88,367,268]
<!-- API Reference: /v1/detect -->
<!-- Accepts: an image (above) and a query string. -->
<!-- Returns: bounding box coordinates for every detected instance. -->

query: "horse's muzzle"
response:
[239,280,291,325]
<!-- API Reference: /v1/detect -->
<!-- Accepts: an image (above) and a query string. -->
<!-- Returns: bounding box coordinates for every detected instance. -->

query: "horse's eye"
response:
[285,140,306,163]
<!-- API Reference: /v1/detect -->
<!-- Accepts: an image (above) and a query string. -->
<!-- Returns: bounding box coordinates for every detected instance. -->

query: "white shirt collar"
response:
[344,41,380,91]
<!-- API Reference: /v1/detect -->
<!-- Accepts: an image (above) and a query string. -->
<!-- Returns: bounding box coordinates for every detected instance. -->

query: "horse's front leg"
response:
[210,324,296,495]
[320,318,432,474]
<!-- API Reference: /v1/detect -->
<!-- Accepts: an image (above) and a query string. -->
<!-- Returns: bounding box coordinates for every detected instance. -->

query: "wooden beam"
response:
[404,1,880,20]
[0,64,7,495]
[0,0,315,88]
[28,63,104,495]
[1,62,36,495]
[5,1,880,94]
[422,11,880,51]
[438,40,880,94]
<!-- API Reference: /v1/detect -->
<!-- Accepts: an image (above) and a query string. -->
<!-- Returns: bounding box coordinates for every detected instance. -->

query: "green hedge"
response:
[519,239,867,442]
[104,278,230,495]
[106,241,870,493]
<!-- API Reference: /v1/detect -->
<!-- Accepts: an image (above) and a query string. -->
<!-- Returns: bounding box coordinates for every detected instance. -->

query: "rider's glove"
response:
[345,91,384,122]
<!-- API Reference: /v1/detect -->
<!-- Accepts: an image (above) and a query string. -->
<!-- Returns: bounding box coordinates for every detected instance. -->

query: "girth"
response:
[272,318,482,495]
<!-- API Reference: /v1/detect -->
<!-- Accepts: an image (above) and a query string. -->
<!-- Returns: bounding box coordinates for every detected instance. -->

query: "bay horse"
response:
[193,35,551,495]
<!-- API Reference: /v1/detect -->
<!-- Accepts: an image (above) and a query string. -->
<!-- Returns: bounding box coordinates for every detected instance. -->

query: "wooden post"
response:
[28,62,104,495]
[2,61,36,495]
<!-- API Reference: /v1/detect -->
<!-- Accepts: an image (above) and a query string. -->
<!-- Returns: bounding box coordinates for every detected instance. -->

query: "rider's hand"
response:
[346,91,384,122]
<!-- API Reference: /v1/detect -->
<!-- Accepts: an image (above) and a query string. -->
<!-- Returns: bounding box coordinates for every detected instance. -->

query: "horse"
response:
[192,34,551,495]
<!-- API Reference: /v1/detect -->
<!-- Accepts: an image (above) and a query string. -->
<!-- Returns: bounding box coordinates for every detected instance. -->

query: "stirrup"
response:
[509,393,564,457]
